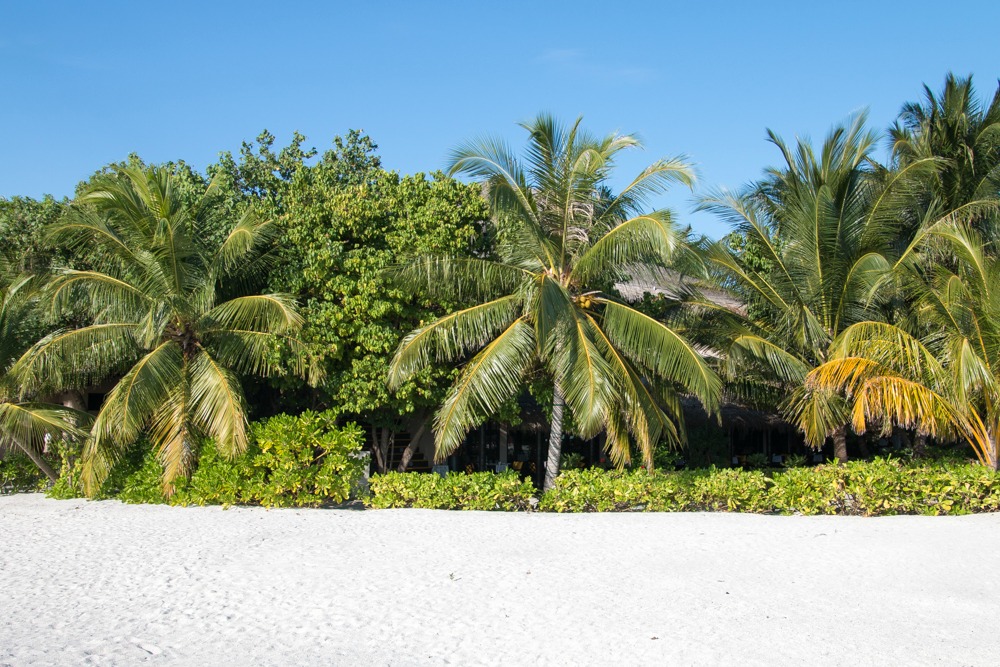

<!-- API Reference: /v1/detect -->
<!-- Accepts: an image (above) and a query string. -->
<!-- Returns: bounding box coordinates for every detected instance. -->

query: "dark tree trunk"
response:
[543,383,565,491]
[370,426,391,474]
[913,433,928,459]
[832,426,848,464]
[397,418,429,472]
[14,439,59,483]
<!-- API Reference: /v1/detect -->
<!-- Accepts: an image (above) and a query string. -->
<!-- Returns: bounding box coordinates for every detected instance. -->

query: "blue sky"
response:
[2,1,998,237]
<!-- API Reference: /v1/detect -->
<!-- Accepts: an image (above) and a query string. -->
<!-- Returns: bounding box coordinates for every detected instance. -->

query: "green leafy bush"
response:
[173,440,261,506]
[0,453,49,493]
[542,459,1000,515]
[367,471,536,510]
[539,468,672,512]
[687,468,770,511]
[46,411,366,508]
[246,411,365,507]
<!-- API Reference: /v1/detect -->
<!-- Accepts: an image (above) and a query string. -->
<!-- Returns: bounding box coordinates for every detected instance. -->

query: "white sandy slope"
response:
[1,495,998,666]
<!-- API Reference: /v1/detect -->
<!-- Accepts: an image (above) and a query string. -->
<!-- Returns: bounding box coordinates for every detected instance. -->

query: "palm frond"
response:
[189,349,249,458]
[84,342,183,494]
[572,211,678,283]
[0,402,91,455]
[388,295,522,390]
[200,294,303,334]
[599,299,721,412]
[433,318,535,459]
[386,256,532,303]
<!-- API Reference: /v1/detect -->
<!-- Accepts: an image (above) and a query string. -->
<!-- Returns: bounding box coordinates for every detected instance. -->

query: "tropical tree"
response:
[806,222,1000,469]
[701,113,935,461]
[13,166,310,494]
[388,114,720,490]
[0,255,88,481]
[276,161,489,474]
[890,74,1000,237]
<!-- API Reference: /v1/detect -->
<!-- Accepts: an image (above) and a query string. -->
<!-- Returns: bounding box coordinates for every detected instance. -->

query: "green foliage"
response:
[560,452,586,470]
[275,159,489,423]
[0,453,48,493]
[390,114,716,495]
[652,444,683,470]
[366,471,536,510]
[540,459,1000,514]
[173,440,261,506]
[115,449,169,504]
[247,411,365,507]
[15,165,310,495]
[783,453,808,468]
[47,412,366,508]
[768,458,1000,515]
[687,467,770,511]
[538,468,677,512]
[742,452,771,470]
[0,195,67,274]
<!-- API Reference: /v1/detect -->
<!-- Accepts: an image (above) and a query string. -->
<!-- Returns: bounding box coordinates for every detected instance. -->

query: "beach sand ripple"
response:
[1,495,998,666]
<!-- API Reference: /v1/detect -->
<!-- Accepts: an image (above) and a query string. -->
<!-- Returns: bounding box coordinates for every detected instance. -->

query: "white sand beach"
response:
[1,495,998,666]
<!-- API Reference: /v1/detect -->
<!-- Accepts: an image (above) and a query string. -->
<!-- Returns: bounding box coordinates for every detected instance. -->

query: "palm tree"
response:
[890,74,1000,237]
[700,113,936,461]
[807,222,1000,469]
[0,256,88,481]
[13,166,311,494]
[387,114,720,490]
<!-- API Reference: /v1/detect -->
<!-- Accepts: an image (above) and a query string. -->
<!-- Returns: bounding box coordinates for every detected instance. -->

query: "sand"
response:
[1,495,998,666]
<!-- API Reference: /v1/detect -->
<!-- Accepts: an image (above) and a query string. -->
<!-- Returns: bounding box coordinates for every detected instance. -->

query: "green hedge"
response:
[366,471,536,510]
[370,459,1000,515]
[0,452,49,494]
[48,410,367,508]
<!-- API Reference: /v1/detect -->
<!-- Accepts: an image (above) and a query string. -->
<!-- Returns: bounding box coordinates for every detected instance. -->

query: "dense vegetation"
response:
[2,73,1000,510]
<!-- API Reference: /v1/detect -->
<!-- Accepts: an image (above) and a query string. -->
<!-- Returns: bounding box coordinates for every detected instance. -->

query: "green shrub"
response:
[560,452,586,470]
[540,468,669,512]
[652,444,683,471]
[742,452,771,470]
[115,449,169,504]
[540,467,770,512]
[542,459,1000,515]
[687,467,770,511]
[0,453,49,493]
[172,440,261,506]
[48,439,155,501]
[783,453,808,468]
[246,411,365,507]
[46,410,366,508]
[367,471,536,510]
[767,464,844,514]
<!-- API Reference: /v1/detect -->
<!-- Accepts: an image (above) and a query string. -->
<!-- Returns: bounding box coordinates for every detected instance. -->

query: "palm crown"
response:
[808,222,1000,468]
[890,73,1000,234]
[14,166,309,493]
[388,115,720,489]
[701,114,937,455]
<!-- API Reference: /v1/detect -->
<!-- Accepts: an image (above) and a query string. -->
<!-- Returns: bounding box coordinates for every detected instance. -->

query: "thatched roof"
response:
[614,263,744,314]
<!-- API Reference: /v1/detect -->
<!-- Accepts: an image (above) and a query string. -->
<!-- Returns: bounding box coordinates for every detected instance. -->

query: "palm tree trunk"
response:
[832,425,848,464]
[543,383,565,491]
[989,433,998,471]
[397,418,429,472]
[13,439,59,483]
[913,433,928,459]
